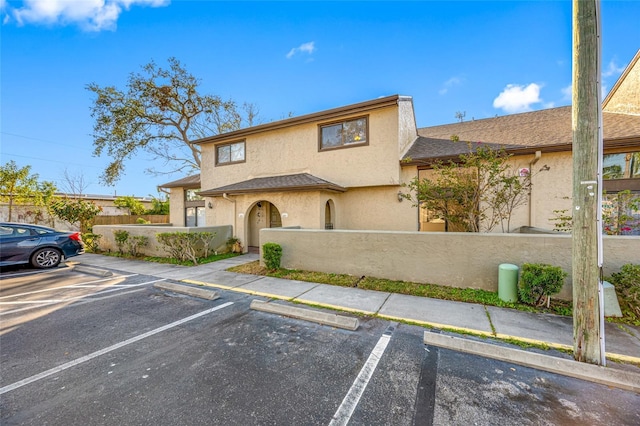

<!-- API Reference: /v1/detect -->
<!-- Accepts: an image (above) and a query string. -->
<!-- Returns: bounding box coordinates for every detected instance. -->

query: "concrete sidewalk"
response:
[73,253,640,364]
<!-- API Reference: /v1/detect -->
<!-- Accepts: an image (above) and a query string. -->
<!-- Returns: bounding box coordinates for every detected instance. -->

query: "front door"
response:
[248,201,281,249]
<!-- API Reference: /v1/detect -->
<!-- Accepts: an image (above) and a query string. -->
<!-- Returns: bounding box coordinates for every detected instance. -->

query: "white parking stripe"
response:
[0,274,139,300]
[0,278,166,315]
[0,301,234,395]
[328,325,395,426]
[0,268,65,279]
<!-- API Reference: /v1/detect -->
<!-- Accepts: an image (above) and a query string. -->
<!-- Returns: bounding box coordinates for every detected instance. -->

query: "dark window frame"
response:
[318,115,369,151]
[216,140,246,166]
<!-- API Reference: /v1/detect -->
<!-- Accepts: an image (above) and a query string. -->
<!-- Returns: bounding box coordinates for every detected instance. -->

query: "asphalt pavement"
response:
[72,252,640,392]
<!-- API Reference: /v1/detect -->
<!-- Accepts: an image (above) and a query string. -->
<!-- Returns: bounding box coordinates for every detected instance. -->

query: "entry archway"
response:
[325,199,335,229]
[248,201,282,250]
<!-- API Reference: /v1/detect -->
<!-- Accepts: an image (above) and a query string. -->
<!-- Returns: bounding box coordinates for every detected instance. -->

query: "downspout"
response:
[222,192,237,237]
[528,151,542,227]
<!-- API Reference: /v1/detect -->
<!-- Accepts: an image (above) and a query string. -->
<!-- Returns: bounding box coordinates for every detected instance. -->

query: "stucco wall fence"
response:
[259,228,640,300]
[93,225,233,257]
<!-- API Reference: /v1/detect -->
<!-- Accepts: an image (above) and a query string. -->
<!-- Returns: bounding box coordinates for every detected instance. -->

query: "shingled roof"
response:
[158,174,201,189]
[403,106,640,166]
[198,173,346,197]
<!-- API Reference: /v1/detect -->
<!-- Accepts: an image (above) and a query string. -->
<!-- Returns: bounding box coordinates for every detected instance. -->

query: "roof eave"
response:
[193,95,402,145]
[199,184,346,197]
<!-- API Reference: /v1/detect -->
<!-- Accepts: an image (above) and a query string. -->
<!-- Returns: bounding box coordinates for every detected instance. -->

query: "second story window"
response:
[319,117,368,150]
[216,141,245,165]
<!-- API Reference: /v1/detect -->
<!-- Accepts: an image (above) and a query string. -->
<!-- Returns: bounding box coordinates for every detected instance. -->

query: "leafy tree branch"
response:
[87,57,259,185]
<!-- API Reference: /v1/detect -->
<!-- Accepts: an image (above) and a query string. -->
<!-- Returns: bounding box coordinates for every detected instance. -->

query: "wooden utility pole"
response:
[572,0,602,364]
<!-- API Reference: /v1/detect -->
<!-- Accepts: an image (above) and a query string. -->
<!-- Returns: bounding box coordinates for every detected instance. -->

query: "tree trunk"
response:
[572,0,602,364]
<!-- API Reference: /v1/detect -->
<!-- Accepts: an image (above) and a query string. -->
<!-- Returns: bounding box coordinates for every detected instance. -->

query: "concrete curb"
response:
[424,331,640,393]
[72,265,113,277]
[154,282,220,301]
[250,300,359,331]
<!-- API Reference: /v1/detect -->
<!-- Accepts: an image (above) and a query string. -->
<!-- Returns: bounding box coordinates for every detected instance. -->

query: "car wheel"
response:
[31,248,62,269]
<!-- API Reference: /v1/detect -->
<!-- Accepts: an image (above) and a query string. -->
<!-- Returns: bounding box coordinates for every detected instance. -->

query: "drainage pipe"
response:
[528,151,542,227]
[222,192,237,237]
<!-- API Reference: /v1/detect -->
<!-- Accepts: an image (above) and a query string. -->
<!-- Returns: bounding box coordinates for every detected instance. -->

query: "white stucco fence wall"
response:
[259,229,640,300]
[93,225,233,257]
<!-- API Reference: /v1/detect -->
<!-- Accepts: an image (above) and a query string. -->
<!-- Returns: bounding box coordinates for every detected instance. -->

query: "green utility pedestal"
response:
[498,263,519,303]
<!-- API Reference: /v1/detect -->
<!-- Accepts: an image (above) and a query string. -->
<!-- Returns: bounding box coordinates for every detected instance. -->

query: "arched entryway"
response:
[248,201,282,251]
[325,199,335,229]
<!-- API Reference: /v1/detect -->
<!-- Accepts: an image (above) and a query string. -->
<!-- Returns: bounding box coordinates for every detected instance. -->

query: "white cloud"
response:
[438,76,463,95]
[561,84,572,101]
[286,41,315,59]
[493,83,543,114]
[602,59,625,78]
[6,0,169,31]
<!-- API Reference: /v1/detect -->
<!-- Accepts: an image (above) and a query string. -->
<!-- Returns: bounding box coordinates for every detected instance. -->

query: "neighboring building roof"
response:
[403,138,523,165]
[53,193,152,201]
[158,174,201,189]
[198,173,346,196]
[193,95,408,145]
[404,106,640,165]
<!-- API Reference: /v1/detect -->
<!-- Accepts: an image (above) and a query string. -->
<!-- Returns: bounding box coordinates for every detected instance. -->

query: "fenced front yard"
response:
[259,228,640,300]
[92,224,232,257]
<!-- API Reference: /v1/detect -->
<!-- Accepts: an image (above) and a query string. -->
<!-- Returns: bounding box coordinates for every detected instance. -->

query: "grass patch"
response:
[99,250,240,266]
[144,252,240,266]
[227,261,604,323]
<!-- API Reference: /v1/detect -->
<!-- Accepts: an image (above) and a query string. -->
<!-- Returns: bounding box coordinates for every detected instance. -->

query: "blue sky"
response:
[1,0,639,197]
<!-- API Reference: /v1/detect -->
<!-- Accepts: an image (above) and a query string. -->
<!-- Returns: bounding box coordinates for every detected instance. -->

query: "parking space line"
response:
[328,323,396,426]
[0,301,235,395]
[0,274,139,300]
[0,278,166,315]
[0,268,66,279]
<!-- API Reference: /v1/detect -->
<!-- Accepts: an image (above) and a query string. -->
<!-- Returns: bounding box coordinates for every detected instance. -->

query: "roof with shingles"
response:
[158,174,201,188]
[198,173,346,196]
[404,106,640,165]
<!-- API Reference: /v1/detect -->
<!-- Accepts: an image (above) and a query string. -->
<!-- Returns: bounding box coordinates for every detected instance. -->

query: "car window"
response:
[0,226,32,238]
[0,226,14,238]
[34,228,54,234]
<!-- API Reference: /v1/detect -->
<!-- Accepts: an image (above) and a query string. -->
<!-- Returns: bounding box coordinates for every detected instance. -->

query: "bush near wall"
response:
[93,215,169,225]
[259,228,640,301]
[92,225,232,258]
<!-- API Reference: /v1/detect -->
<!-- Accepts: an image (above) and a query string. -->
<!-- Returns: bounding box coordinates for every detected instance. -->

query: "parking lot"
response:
[1,264,639,425]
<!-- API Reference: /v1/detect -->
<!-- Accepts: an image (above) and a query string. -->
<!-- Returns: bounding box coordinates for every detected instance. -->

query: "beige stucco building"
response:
[161,49,640,250]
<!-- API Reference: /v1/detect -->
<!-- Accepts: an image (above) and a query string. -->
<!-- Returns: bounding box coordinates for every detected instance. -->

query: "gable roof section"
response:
[198,173,346,197]
[404,107,640,165]
[404,138,523,165]
[603,49,640,115]
[159,174,201,189]
[193,95,405,145]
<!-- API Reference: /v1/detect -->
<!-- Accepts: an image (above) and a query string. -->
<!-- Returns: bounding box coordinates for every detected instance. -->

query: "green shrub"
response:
[136,217,150,224]
[127,235,148,256]
[113,230,130,254]
[518,263,567,306]
[226,236,242,253]
[263,243,282,270]
[609,263,640,322]
[82,232,102,252]
[156,232,216,265]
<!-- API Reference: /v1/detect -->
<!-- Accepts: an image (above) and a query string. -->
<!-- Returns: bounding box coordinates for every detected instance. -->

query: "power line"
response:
[1,152,96,168]
[0,131,89,150]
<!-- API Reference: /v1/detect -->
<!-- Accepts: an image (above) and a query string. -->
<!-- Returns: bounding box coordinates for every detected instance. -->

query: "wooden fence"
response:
[93,215,169,226]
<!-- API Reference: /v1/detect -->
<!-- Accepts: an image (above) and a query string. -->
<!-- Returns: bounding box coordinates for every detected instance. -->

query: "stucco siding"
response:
[397,97,418,157]
[260,228,640,300]
[200,105,403,192]
[169,189,185,226]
